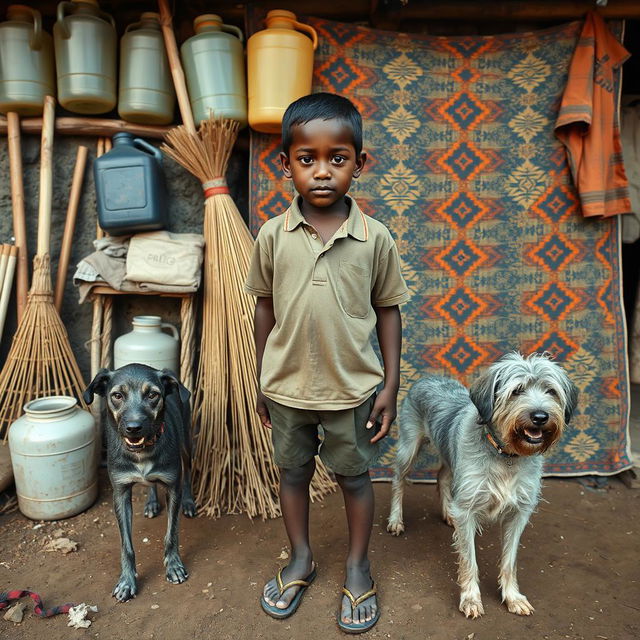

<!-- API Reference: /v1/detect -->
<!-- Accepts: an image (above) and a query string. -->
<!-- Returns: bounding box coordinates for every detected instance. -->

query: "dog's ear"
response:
[469,367,497,424]
[83,368,112,405]
[159,369,180,396]
[563,379,579,424]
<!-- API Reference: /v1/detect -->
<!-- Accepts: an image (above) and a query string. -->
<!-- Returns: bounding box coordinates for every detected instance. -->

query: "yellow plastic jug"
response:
[119,12,175,125]
[247,10,318,134]
[53,0,116,114]
[0,5,55,115]
[180,14,247,127]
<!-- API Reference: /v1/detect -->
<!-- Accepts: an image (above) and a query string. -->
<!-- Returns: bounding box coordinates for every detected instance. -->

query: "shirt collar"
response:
[283,196,369,242]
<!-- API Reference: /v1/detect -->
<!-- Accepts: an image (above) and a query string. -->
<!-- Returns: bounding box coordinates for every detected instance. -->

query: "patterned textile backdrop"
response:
[248,15,632,479]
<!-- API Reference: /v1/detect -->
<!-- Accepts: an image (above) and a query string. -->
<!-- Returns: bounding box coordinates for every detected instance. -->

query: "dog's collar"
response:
[483,424,518,464]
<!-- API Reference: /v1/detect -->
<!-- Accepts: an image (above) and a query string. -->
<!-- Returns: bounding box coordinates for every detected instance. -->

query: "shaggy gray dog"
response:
[387,352,578,618]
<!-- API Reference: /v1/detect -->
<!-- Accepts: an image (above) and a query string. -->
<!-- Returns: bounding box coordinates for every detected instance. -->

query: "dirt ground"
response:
[1,472,639,640]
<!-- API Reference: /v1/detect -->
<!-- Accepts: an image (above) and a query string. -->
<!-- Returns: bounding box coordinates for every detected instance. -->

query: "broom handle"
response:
[7,113,29,321]
[158,0,196,134]
[55,145,88,312]
[37,96,56,256]
[0,247,17,340]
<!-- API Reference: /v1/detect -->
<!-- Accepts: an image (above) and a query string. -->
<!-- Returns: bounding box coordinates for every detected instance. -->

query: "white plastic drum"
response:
[9,396,97,520]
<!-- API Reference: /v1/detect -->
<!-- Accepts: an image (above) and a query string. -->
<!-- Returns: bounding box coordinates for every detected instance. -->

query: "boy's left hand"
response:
[366,386,398,443]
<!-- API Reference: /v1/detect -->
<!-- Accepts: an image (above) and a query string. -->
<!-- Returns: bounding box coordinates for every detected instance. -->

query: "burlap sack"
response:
[126,231,204,287]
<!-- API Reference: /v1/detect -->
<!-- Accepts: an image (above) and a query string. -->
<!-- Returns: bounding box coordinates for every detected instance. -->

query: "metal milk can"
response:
[180,14,247,126]
[119,12,175,125]
[0,5,55,115]
[53,0,116,114]
[247,10,318,133]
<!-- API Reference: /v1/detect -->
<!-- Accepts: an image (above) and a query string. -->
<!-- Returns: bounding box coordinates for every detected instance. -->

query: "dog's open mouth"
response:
[522,427,544,444]
[124,436,147,450]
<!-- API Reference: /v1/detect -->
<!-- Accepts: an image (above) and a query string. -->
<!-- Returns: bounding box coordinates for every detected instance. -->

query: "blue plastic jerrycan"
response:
[94,132,168,236]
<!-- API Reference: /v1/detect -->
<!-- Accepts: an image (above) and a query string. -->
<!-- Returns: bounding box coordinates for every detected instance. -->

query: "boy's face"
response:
[280,118,366,209]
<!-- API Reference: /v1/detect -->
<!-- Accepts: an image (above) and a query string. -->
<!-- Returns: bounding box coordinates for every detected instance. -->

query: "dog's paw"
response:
[506,594,535,616]
[386,519,405,536]
[113,576,137,602]
[165,556,189,584]
[182,498,197,518]
[144,498,161,518]
[459,594,484,619]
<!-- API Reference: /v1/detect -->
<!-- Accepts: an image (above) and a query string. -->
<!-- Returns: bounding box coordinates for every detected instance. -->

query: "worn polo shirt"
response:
[245,196,409,411]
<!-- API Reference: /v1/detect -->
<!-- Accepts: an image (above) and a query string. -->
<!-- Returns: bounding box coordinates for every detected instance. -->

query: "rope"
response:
[0,590,74,618]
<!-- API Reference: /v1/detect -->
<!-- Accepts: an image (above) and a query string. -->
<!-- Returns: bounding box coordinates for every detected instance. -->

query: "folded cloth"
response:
[94,235,130,257]
[75,250,127,291]
[126,231,204,288]
[73,231,204,304]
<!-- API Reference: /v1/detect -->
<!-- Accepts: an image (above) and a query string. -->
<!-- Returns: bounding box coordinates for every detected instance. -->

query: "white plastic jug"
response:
[9,396,97,520]
[114,315,179,373]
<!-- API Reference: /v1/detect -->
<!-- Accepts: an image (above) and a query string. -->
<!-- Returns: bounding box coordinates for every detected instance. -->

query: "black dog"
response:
[84,363,197,602]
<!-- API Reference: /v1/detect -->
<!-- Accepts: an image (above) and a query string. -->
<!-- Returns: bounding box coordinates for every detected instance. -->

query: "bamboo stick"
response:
[157,0,196,134]
[0,115,172,139]
[0,247,18,340]
[55,145,88,312]
[7,113,29,321]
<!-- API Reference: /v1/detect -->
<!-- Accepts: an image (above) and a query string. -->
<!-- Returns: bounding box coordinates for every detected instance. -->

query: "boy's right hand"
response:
[256,391,272,429]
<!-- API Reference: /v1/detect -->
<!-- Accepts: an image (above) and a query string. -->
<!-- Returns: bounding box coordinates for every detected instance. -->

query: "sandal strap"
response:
[342,584,377,609]
[276,568,313,596]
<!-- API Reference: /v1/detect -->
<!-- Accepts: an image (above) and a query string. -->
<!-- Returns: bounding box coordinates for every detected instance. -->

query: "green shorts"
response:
[265,393,379,476]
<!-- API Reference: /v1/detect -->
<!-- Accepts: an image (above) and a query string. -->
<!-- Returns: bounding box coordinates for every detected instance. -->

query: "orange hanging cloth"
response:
[555,11,631,218]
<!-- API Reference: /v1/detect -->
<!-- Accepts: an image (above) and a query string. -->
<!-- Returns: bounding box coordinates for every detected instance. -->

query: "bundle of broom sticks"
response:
[158,0,336,518]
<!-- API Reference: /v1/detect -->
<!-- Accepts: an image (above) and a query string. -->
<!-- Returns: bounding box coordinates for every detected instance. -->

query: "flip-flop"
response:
[337,583,380,634]
[260,566,317,619]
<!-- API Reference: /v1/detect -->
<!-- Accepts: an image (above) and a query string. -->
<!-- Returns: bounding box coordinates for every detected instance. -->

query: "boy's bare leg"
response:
[263,458,316,609]
[336,471,378,625]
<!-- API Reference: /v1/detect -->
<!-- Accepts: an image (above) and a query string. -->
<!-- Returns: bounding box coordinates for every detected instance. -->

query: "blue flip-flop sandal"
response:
[337,583,380,634]
[260,566,317,619]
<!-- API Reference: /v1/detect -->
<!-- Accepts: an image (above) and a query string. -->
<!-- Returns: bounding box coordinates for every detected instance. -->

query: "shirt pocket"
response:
[338,260,371,319]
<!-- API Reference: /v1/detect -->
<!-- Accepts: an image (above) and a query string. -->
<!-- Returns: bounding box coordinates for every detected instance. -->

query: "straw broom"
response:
[0,96,86,439]
[158,0,335,518]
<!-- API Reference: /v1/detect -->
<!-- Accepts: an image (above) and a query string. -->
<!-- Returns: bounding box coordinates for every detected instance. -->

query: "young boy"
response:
[245,93,408,633]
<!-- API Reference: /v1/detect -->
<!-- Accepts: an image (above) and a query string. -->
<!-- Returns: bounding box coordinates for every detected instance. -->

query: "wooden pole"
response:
[37,97,56,257]
[212,0,640,21]
[54,145,88,312]
[158,0,196,134]
[7,113,29,321]
[0,116,172,139]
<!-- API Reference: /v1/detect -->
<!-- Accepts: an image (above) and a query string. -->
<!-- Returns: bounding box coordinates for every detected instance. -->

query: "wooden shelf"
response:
[90,286,194,298]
